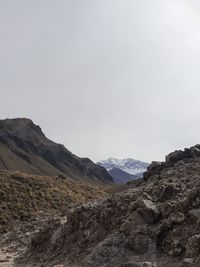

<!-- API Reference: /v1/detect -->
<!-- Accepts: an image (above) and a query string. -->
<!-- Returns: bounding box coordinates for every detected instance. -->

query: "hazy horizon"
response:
[1,1,200,163]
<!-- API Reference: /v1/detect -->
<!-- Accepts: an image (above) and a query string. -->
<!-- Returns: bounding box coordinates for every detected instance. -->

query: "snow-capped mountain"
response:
[97,158,149,184]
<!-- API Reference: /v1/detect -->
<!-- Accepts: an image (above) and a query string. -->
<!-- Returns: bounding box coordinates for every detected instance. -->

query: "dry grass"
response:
[0,170,106,233]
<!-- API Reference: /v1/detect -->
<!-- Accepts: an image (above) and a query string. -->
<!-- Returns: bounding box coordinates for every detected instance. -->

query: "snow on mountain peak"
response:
[97,158,149,176]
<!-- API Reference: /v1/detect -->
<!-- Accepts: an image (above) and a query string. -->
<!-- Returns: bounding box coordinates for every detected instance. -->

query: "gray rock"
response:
[189,209,200,220]
[137,196,160,224]
[120,262,155,267]
[157,184,178,202]
[165,150,191,165]
[186,235,200,257]
[183,258,194,264]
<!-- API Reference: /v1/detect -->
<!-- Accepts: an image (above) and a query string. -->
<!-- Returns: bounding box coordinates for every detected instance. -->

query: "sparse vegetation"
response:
[0,170,106,233]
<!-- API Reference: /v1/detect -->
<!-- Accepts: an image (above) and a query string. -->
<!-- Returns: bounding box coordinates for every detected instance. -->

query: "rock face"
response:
[17,145,200,266]
[0,118,113,184]
[143,145,200,181]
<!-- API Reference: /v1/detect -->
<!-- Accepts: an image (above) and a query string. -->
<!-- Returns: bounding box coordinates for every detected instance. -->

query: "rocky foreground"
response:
[0,214,68,267]
[10,146,200,266]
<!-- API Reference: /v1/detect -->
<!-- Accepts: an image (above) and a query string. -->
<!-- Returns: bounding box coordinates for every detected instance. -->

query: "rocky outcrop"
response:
[143,145,200,181]
[17,146,200,266]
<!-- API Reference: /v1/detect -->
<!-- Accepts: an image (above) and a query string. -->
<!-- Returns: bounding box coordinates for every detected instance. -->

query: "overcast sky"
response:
[1,0,200,163]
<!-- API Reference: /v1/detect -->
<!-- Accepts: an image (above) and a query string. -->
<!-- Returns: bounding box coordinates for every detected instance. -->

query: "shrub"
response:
[0,190,7,201]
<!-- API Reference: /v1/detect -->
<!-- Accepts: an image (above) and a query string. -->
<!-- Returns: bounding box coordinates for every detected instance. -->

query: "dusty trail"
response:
[0,215,67,267]
[0,247,18,267]
[0,230,27,267]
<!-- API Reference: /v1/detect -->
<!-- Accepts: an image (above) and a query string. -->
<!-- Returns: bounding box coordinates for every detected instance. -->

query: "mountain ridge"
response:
[97,157,149,184]
[0,118,113,184]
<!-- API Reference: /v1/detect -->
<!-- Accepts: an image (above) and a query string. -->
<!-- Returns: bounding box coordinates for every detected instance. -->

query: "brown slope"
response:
[0,118,113,184]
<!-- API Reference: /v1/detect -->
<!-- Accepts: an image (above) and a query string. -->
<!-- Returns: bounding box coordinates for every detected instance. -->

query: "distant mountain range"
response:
[0,118,113,184]
[97,158,149,184]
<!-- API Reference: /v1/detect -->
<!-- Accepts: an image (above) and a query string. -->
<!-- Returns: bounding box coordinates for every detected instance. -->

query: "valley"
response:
[1,119,200,266]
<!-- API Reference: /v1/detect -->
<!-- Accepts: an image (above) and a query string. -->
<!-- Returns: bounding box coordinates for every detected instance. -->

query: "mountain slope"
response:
[107,167,138,184]
[0,170,106,234]
[97,158,149,184]
[0,118,113,184]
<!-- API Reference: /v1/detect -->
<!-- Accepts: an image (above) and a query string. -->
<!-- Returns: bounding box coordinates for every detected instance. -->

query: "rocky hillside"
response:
[98,158,149,184]
[0,118,113,184]
[0,170,106,234]
[17,145,200,267]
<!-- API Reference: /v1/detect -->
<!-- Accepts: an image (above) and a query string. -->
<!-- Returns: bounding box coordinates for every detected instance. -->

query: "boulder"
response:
[137,196,160,224]
[133,234,153,255]
[143,161,164,180]
[183,258,194,265]
[157,184,178,202]
[190,146,200,157]
[165,150,191,165]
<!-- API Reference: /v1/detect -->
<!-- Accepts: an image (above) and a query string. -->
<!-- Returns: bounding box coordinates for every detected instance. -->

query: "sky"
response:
[1,0,200,163]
